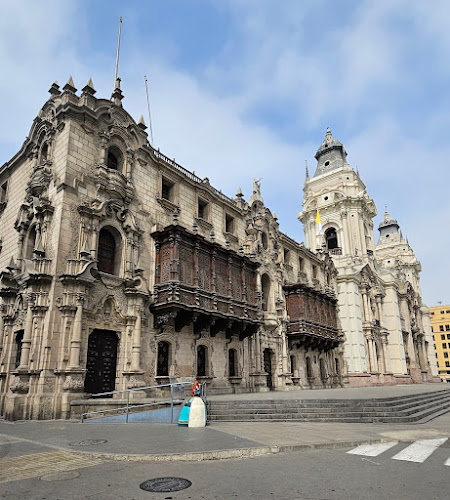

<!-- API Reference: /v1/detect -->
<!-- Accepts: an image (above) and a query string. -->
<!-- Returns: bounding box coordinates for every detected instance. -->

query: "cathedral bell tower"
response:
[298,129,377,259]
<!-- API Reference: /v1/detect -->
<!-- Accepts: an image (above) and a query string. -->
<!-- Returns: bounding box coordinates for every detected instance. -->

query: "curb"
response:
[70,439,386,463]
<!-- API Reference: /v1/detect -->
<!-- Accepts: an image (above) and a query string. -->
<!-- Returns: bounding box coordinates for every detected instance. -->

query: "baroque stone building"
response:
[0,78,343,420]
[299,129,439,386]
[0,79,438,420]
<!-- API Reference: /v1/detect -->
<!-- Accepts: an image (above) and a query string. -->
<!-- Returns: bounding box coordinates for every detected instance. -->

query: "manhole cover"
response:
[68,439,107,446]
[139,477,192,492]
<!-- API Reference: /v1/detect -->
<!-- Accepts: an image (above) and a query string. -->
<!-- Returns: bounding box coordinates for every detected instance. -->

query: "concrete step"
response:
[207,391,450,423]
[208,391,450,413]
[209,392,450,414]
[208,389,450,409]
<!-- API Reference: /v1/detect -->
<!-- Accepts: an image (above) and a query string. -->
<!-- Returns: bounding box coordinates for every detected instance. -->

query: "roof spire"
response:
[305,160,310,180]
[63,76,77,94]
[81,77,96,96]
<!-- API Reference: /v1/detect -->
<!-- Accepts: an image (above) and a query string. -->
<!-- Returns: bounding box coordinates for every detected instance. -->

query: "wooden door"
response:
[84,330,118,396]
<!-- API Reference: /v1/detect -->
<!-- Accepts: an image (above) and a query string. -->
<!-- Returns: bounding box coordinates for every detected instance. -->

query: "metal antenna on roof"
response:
[144,75,155,146]
[114,16,123,88]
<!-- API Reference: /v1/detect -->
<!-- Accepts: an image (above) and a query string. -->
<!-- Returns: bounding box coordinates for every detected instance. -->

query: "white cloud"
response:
[0,0,449,306]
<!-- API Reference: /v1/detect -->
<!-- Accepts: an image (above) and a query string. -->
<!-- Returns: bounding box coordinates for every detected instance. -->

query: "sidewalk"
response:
[1,385,449,462]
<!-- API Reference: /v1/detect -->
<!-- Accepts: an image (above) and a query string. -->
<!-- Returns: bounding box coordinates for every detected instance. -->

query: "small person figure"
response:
[191,380,201,397]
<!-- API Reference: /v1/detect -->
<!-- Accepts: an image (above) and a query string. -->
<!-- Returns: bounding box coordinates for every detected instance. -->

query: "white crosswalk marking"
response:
[347,441,399,457]
[443,457,450,466]
[391,438,448,463]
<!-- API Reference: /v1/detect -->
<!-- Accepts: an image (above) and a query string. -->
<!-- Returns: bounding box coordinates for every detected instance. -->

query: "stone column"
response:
[382,285,407,375]
[381,334,391,373]
[68,294,85,369]
[18,295,34,370]
[131,303,143,372]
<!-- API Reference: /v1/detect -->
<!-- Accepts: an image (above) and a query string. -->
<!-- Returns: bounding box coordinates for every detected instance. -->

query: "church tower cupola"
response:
[314,128,348,177]
[377,208,401,245]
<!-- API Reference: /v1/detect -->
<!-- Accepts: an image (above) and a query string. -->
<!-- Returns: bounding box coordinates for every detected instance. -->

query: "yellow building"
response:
[430,305,450,383]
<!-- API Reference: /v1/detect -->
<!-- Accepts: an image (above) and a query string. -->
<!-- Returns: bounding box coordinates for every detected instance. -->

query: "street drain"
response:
[139,477,192,492]
[68,439,108,446]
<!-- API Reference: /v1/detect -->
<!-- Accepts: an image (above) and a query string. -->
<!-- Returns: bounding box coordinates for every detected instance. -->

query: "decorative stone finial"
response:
[236,186,243,198]
[81,77,96,96]
[305,160,310,180]
[137,115,147,130]
[63,76,77,94]
[111,77,124,106]
[48,81,61,96]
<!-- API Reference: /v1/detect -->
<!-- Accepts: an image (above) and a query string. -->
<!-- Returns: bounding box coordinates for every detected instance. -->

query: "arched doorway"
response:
[263,348,274,389]
[84,330,119,396]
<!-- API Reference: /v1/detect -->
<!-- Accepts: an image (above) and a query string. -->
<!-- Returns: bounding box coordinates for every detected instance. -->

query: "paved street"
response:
[0,405,449,499]
[0,441,449,499]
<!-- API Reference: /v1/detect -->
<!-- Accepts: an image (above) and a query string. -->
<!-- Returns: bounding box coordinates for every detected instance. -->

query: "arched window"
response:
[261,232,268,250]
[261,273,271,312]
[25,226,37,260]
[98,227,121,275]
[228,348,237,377]
[157,341,170,376]
[197,345,208,377]
[106,147,123,172]
[15,331,24,368]
[325,227,338,250]
[40,143,48,164]
[335,357,340,375]
[306,356,312,378]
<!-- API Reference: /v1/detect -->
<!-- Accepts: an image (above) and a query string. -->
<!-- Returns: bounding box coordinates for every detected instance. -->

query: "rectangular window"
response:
[431,326,434,332]
[312,265,318,279]
[443,343,447,349]
[441,334,446,340]
[299,257,304,271]
[440,325,444,332]
[447,334,450,340]
[446,325,450,331]
[444,352,449,358]
[284,248,290,264]
[161,177,174,201]
[225,214,234,233]
[0,181,7,203]
[446,361,450,368]
[198,198,208,220]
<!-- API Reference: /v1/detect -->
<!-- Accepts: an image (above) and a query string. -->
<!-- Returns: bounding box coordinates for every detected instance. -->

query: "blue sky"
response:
[1,0,449,306]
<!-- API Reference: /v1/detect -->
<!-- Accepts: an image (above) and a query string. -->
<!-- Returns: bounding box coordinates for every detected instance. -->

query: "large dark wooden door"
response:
[84,330,118,396]
[263,349,273,389]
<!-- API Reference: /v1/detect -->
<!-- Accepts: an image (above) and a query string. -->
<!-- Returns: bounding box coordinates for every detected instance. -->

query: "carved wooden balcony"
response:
[151,225,260,338]
[283,281,343,351]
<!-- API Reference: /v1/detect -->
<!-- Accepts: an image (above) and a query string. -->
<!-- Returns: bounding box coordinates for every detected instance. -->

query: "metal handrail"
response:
[80,381,207,423]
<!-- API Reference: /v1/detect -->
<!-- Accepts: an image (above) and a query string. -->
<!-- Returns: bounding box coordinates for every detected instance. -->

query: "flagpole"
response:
[114,16,122,87]
[144,75,154,146]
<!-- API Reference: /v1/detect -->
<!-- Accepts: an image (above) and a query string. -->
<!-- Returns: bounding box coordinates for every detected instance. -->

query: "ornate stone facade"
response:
[0,82,436,420]
[299,129,439,386]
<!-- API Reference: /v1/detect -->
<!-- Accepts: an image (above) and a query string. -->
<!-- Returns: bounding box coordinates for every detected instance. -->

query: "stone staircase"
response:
[207,388,450,423]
